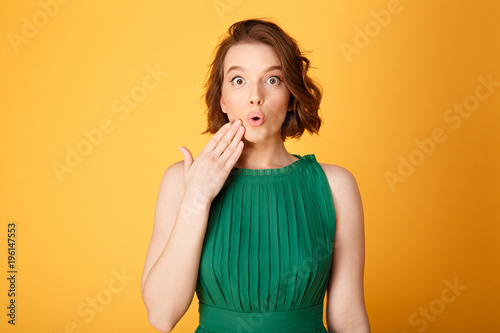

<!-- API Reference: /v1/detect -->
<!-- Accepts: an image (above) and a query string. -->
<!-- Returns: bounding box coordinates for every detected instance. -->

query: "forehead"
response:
[223,43,282,72]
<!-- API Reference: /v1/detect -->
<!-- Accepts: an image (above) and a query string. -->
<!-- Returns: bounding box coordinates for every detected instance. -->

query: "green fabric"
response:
[194,154,336,333]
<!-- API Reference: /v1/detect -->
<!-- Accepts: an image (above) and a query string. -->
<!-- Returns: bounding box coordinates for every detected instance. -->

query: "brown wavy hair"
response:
[201,18,322,141]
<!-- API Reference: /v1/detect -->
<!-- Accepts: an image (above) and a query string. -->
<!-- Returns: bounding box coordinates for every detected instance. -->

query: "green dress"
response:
[195,154,336,333]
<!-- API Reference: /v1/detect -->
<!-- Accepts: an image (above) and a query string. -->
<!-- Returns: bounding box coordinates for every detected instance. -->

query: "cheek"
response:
[224,94,240,108]
[221,87,242,109]
[282,87,291,102]
[272,89,291,110]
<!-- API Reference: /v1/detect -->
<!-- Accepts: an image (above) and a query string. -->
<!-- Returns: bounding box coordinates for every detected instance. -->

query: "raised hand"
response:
[178,118,245,206]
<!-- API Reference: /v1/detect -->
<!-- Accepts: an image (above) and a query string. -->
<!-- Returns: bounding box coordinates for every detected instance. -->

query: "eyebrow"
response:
[226,65,283,75]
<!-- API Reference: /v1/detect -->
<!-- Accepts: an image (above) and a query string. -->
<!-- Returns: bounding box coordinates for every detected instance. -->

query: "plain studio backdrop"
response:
[1,0,499,332]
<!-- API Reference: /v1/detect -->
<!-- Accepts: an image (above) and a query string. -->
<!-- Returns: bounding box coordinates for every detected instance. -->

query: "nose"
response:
[249,83,264,105]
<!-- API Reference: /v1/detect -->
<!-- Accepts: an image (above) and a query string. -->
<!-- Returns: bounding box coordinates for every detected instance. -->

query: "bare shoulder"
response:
[154,160,187,215]
[150,160,186,239]
[319,163,364,230]
[159,160,185,191]
[319,163,360,194]
[164,160,184,177]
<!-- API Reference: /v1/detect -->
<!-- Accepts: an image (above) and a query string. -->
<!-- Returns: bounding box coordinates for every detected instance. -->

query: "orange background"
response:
[1,1,499,332]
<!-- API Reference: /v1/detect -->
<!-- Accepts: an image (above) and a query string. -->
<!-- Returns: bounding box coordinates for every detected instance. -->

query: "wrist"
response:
[180,188,212,214]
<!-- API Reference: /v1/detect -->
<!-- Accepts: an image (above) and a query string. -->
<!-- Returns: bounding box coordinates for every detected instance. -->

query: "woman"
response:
[141,19,370,333]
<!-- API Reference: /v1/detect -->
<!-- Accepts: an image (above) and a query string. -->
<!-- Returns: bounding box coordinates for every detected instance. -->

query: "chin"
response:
[242,130,279,144]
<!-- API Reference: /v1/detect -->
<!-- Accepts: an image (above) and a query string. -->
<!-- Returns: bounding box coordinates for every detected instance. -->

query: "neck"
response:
[235,137,298,169]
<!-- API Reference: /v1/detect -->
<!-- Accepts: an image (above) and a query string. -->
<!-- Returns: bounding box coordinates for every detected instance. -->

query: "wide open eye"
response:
[230,76,245,86]
[267,76,282,85]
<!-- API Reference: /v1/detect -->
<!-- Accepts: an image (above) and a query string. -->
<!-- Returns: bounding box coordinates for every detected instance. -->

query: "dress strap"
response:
[198,302,325,333]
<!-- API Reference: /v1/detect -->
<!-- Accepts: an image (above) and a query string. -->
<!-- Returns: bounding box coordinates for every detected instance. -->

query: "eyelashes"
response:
[229,75,283,86]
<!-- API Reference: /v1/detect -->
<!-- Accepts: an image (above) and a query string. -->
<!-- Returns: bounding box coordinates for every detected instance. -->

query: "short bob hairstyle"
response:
[202,18,322,141]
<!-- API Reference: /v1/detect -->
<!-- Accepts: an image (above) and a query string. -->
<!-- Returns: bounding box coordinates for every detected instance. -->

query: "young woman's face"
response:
[220,43,291,144]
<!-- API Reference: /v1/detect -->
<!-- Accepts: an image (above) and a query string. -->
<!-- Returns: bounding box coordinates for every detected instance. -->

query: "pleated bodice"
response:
[194,154,336,333]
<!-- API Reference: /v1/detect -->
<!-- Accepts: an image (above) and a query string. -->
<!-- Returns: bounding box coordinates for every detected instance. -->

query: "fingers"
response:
[219,123,245,166]
[212,119,244,157]
[178,146,193,175]
[224,140,244,172]
[201,121,232,153]
[177,120,245,203]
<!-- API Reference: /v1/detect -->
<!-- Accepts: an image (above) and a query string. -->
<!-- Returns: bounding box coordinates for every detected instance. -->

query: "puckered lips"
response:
[246,110,265,127]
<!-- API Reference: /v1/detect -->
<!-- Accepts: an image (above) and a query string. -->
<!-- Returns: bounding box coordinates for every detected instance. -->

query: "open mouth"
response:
[247,111,265,127]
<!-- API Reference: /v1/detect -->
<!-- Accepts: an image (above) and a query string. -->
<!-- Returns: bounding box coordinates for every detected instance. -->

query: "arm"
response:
[140,162,210,332]
[320,164,370,333]
[141,120,245,332]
